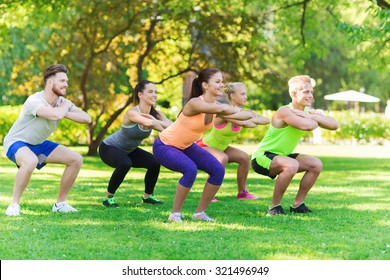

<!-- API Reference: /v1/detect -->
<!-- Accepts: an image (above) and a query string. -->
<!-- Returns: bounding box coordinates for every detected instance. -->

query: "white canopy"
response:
[324,90,380,103]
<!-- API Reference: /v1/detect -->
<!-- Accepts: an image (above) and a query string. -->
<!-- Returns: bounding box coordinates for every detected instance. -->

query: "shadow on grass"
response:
[1,155,389,260]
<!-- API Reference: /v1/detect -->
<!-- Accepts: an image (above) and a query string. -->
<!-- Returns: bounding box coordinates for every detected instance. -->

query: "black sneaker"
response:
[102,195,119,208]
[290,203,313,213]
[142,194,163,205]
[267,205,286,216]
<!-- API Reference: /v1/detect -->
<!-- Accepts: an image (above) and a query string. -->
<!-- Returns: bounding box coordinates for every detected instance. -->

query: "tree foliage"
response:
[0,0,388,155]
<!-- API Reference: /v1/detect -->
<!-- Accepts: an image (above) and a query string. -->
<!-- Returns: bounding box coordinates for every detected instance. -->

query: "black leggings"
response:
[99,142,161,195]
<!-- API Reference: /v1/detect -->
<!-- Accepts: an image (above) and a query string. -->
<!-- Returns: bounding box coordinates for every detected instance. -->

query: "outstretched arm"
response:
[125,107,171,132]
[219,109,254,120]
[65,108,92,124]
[156,111,173,128]
[308,109,339,130]
[183,98,241,116]
[274,106,318,130]
[250,113,270,125]
[36,98,91,124]
[140,113,168,131]
[222,111,270,128]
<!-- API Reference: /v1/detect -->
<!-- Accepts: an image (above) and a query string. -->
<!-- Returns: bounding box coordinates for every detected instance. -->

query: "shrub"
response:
[0,106,20,144]
[1,106,390,146]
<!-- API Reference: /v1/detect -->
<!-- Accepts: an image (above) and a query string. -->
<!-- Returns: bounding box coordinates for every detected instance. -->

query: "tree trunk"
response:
[87,139,101,156]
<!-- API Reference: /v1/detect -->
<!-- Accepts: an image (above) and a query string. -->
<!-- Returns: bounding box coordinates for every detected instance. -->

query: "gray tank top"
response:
[103,106,152,153]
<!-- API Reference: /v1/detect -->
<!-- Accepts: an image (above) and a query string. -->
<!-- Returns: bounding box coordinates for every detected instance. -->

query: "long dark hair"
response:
[190,68,221,100]
[133,80,159,119]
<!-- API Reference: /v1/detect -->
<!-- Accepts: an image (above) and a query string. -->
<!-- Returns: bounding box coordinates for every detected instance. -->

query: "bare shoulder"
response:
[123,106,140,122]
[274,106,293,119]
[276,105,292,114]
[272,106,291,127]
[187,97,203,105]
[183,97,203,115]
[125,106,139,115]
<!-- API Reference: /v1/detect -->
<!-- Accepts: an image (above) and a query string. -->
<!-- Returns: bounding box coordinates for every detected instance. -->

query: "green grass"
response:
[0,145,389,260]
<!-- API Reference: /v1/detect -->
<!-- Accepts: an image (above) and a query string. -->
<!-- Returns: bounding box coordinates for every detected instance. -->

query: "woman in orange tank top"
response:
[153,68,255,222]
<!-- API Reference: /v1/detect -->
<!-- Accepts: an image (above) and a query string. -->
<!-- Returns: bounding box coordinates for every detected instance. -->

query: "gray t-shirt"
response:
[3,91,77,153]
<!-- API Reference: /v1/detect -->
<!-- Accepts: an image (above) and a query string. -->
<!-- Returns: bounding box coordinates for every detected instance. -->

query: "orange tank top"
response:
[159,112,214,149]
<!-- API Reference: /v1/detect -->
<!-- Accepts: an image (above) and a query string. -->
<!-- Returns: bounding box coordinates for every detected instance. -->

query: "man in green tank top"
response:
[251,75,339,216]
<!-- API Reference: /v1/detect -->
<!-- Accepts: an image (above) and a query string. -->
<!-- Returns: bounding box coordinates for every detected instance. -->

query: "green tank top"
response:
[203,122,241,151]
[252,103,305,160]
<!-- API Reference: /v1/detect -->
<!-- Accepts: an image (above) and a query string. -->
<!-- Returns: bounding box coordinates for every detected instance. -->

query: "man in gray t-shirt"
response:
[4,64,91,217]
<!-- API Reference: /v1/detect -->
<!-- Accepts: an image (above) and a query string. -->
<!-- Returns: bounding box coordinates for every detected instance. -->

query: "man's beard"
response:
[52,84,66,97]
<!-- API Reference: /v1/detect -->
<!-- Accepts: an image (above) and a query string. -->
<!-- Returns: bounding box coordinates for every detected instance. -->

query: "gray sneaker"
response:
[192,211,215,222]
[168,212,184,222]
[266,205,286,216]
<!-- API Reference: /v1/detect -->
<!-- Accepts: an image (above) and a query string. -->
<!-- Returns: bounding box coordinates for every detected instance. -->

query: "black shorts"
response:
[251,152,299,179]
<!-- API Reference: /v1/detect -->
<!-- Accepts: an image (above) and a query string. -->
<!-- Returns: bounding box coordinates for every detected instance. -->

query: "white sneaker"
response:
[168,212,184,222]
[52,201,78,213]
[192,211,215,222]
[6,203,21,216]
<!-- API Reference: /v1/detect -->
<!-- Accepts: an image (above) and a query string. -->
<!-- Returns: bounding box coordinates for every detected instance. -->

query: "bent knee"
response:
[282,161,300,175]
[237,153,250,166]
[19,157,39,171]
[311,158,323,172]
[220,154,229,166]
[208,163,225,185]
[180,165,198,188]
[69,153,83,168]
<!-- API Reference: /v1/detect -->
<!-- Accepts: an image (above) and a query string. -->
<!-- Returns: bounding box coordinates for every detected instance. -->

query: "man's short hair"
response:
[288,75,316,95]
[43,64,68,85]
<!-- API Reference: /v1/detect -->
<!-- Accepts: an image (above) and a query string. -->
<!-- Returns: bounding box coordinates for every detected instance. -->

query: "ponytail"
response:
[188,68,221,102]
[190,77,203,100]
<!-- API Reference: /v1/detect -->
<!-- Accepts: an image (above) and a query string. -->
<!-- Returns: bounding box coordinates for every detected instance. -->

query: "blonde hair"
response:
[288,75,316,96]
[224,82,246,100]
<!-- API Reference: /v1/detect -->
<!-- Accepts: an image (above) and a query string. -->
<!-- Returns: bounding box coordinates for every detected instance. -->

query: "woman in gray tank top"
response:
[98,80,172,207]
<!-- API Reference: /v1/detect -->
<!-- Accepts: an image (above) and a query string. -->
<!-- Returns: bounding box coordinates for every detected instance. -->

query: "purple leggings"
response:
[153,138,225,188]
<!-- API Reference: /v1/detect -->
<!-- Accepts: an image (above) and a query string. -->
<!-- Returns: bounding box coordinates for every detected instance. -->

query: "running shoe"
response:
[103,195,119,208]
[211,197,220,203]
[192,211,215,222]
[290,203,313,213]
[142,194,164,205]
[266,205,286,216]
[237,189,259,200]
[5,203,20,217]
[52,201,78,213]
[168,212,184,222]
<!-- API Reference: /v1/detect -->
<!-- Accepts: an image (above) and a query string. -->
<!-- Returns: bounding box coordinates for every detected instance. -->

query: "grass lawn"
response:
[0,144,389,260]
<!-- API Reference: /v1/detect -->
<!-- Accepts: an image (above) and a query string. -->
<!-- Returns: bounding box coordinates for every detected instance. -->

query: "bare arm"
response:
[125,109,167,132]
[226,119,258,128]
[273,106,318,131]
[222,112,270,127]
[308,109,339,130]
[219,109,254,120]
[139,113,168,132]
[156,111,173,128]
[65,108,92,124]
[36,99,73,121]
[249,113,270,125]
[183,98,241,116]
